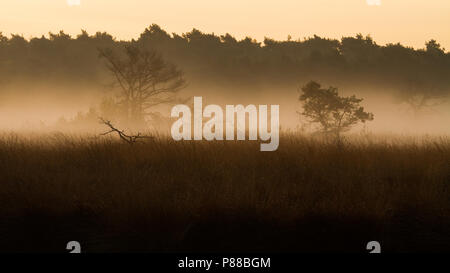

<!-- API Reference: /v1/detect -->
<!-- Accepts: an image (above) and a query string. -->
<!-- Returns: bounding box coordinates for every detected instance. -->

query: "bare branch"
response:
[99,117,153,144]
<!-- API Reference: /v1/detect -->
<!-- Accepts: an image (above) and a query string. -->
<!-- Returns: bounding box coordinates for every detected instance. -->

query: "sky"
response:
[0,0,449,49]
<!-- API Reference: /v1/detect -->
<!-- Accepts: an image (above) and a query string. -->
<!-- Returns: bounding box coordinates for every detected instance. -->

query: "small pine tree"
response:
[298,81,374,138]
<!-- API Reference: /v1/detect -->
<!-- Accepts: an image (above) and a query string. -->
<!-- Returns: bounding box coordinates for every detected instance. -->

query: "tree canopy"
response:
[298,81,374,137]
[0,25,449,100]
[98,45,186,126]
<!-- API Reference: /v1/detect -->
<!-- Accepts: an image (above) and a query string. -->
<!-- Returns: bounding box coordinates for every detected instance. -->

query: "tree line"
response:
[0,24,449,110]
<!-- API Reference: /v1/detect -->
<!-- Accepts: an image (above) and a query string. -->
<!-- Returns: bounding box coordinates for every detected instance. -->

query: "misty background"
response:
[0,25,449,134]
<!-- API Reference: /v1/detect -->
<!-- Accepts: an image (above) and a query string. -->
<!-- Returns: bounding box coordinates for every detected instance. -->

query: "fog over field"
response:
[0,83,448,135]
[0,25,449,136]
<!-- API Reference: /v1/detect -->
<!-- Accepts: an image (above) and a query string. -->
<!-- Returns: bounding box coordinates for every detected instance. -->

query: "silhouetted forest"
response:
[1,24,449,102]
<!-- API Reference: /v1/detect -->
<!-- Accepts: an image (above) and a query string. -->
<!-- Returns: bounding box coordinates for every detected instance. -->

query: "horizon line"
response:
[0,25,445,52]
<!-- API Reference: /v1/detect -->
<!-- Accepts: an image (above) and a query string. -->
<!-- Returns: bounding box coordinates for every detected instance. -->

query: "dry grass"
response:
[0,132,449,252]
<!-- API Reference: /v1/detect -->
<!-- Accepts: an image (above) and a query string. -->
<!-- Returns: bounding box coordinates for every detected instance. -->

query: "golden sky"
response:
[1,0,449,49]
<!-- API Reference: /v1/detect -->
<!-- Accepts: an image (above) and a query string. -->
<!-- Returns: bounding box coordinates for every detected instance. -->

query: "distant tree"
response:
[425,39,445,56]
[298,81,374,138]
[340,34,380,66]
[0,32,7,44]
[399,77,447,116]
[98,45,186,127]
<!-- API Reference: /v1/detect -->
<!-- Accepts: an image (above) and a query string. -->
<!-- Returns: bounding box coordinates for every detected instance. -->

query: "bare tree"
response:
[98,45,186,127]
[400,78,447,116]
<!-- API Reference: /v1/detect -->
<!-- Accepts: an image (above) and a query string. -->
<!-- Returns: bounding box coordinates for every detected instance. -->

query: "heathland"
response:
[0,132,448,252]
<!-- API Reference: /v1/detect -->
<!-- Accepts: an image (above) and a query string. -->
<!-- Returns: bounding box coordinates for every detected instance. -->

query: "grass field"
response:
[0,132,449,252]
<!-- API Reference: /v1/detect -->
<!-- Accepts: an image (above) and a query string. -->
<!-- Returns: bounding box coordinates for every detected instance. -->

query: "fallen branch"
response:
[99,117,153,144]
